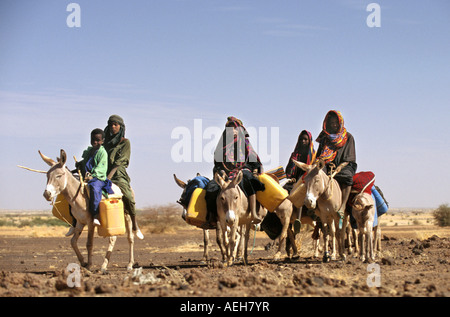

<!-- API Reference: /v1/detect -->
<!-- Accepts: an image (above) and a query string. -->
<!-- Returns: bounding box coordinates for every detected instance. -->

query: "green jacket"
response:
[81,145,108,181]
[106,138,131,182]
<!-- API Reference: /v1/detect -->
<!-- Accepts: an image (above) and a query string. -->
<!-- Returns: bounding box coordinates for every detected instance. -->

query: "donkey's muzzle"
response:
[226,210,236,226]
[305,193,316,210]
[43,190,53,201]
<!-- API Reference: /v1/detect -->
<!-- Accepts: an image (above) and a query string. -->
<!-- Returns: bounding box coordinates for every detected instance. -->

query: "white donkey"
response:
[215,170,295,266]
[291,159,348,262]
[38,149,136,272]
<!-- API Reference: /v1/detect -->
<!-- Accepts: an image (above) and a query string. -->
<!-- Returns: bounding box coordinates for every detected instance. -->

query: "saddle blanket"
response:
[352,171,375,194]
[265,166,287,181]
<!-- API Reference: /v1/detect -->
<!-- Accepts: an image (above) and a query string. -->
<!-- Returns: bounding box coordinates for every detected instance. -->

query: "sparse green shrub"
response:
[433,204,450,227]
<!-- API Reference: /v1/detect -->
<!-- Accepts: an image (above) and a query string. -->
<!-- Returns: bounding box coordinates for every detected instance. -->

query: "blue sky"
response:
[1,0,449,210]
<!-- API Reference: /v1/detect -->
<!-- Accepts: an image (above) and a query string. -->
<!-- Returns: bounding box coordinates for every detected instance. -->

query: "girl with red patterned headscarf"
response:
[285,130,316,182]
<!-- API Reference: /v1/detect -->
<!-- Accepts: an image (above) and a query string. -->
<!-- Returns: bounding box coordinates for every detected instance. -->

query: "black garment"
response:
[317,132,357,186]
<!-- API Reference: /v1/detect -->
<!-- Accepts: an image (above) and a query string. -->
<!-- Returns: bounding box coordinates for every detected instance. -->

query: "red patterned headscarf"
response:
[286,130,316,179]
[290,130,315,165]
[316,110,348,164]
[215,116,261,176]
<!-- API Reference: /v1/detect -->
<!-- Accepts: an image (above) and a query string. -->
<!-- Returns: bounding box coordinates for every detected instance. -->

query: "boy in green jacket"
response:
[79,128,113,226]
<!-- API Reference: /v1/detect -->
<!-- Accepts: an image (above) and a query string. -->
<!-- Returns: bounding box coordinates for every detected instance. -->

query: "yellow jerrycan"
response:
[52,194,74,225]
[186,188,208,227]
[256,173,289,212]
[97,198,126,237]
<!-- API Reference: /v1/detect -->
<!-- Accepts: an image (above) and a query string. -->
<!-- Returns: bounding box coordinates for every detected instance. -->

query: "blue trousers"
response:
[88,178,110,217]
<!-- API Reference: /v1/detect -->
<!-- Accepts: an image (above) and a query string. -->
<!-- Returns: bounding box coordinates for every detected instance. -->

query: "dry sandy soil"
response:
[0,209,449,304]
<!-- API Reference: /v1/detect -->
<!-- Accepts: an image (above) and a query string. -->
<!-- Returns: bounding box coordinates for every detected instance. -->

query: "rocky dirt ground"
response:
[1,221,449,300]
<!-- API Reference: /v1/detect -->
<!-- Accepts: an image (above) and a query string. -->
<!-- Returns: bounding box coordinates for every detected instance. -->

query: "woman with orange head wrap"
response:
[316,110,357,222]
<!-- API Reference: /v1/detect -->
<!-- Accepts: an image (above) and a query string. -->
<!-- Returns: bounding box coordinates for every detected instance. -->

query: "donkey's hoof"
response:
[81,262,91,270]
[323,253,331,263]
[272,251,282,261]
[100,268,109,275]
[126,263,134,271]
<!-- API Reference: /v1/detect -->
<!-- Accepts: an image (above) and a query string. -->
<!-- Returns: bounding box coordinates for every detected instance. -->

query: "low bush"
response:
[433,204,450,227]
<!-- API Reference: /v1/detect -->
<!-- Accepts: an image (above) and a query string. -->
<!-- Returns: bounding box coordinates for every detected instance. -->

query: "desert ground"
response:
[0,206,449,302]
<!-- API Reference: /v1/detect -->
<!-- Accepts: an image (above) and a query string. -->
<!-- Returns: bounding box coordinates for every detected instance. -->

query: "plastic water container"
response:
[98,198,126,237]
[256,173,289,212]
[371,186,388,216]
[52,194,74,225]
[186,188,208,227]
[372,193,379,227]
[287,181,307,208]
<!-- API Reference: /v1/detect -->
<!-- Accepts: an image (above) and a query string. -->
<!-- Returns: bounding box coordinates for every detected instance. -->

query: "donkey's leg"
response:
[313,237,320,258]
[346,219,353,255]
[85,223,95,270]
[374,225,381,257]
[219,221,229,264]
[274,205,292,261]
[243,223,251,265]
[312,223,321,258]
[359,230,365,262]
[367,223,374,262]
[329,220,337,261]
[71,223,86,267]
[101,236,117,273]
[352,228,359,257]
[286,227,299,259]
[202,229,209,262]
[234,227,244,262]
[228,225,238,266]
[338,216,348,260]
[274,221,288,261]
[125,213,135,270]
[322,223,331,263]
[215,226,226,262]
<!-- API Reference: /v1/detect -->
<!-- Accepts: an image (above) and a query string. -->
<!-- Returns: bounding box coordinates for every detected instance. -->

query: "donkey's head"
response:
[293,159,327,209]
[41,149,69,201]
[351,192,374,222]
[173,173,203,208]
[215,170,244,226]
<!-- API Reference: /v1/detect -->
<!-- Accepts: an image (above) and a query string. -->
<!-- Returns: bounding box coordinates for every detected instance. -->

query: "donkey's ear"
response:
[231,170,243,187]
[293,160,311,172]
[39,150,56,166]
[59,149,67,167]
[173,174,186,189]
[214,172,227,189]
